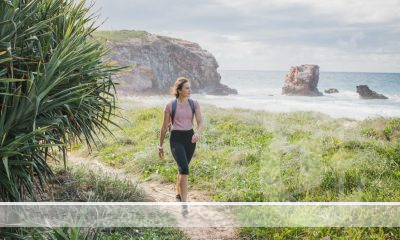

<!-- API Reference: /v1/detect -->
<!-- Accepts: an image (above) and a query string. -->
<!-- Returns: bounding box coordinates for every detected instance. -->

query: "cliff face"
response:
[98,31,237,95]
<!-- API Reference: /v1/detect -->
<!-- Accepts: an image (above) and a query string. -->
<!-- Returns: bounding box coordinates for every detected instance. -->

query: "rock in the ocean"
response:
[203,83,238,95]
[324,88,339,94]
[356,85,388,99]
[282,64,323,96]
[96,30,237,95]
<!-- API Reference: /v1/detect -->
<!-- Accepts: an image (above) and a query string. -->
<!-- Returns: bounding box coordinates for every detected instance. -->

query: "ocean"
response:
[128,70,400,120]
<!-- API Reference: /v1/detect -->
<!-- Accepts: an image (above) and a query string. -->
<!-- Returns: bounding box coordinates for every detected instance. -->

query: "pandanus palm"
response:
[0,0,122,201]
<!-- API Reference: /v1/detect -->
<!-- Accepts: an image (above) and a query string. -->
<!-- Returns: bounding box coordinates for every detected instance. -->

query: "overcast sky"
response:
[87,0,400,73]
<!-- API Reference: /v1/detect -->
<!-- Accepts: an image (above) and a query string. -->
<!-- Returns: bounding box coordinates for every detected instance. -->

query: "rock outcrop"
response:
[356,85,388,99]
[98,30,237,95]
[324,88,339,94]
[282,64,323,96]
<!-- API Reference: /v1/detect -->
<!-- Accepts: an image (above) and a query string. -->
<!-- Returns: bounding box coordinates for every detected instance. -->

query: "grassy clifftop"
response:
[92,30,149,41]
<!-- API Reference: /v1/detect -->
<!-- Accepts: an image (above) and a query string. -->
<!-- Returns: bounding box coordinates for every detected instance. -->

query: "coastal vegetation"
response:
[92,30,149,42]
[0,0,125,238]
[0,0,121,201]
[1,0,398,238]
[89,100,400,201]
[77,98,400,239]
[2,165,188,239]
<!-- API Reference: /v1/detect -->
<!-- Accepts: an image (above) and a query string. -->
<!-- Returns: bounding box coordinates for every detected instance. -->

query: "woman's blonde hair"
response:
[171,77,190,98]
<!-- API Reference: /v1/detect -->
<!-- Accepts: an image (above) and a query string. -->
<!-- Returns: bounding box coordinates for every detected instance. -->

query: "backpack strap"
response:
[171,98,196,125]
[188,99,196,118]
[171,99,177,126]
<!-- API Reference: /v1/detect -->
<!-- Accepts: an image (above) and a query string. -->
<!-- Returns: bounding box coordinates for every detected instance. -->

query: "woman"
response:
[158,77,203,216]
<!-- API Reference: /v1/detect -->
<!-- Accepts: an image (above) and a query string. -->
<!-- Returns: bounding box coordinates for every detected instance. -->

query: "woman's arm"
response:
[192,103,203,143]
[159,110,171,159]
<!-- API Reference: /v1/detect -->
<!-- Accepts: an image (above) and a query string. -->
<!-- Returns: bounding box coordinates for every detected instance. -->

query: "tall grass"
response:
[0,165,189,239]
[79,98,400,238]
[85,101,399,202]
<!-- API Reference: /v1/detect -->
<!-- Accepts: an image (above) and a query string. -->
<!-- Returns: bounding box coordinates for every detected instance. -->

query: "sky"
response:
[86,0,400,73]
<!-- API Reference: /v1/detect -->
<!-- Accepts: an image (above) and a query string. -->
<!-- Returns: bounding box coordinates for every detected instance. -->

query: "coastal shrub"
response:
[361,128,379,138]
[359,117,400,141]
[28,227,101,240]
[0,0,121,201]
[384,126,393,140]
[288,130,312,143]
[340,140,374,150]
[384,118,400,141]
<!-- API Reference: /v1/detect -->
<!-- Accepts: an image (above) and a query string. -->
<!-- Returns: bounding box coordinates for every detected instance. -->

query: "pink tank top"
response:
[164,99,200,130]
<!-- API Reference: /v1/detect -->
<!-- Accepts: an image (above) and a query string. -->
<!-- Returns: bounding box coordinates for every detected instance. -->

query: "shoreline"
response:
[117,95,400,121]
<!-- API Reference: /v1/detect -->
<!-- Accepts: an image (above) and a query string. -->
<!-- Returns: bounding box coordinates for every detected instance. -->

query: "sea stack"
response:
[282,64,323,96]
[356,85,388,99]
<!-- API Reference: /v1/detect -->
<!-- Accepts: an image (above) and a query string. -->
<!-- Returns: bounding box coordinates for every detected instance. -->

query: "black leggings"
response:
[170,129,196,175]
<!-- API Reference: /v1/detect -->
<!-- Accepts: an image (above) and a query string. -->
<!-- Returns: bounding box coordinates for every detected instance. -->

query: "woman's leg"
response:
[176,173,181,196]
[170,141,189,202]
[179,174,188,202]
[180,131,196,203]
[185,142,196,165]
[170,130,193,214]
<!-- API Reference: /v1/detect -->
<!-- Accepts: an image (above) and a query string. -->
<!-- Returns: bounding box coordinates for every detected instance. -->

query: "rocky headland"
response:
[94,30,237,96]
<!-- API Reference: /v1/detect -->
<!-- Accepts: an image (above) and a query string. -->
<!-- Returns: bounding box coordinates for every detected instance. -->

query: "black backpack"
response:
[170,99,196,130]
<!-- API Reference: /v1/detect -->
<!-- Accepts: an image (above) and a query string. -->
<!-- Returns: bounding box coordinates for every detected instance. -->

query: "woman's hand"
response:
[158,146,164,159]
[191,133,200,143]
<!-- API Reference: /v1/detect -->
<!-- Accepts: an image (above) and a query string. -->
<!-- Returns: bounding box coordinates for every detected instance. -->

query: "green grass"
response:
[47,166,150,202]
[1,165,189,239]
[239,227,399,239]
[75,98,400,239]
[92,30,149,42]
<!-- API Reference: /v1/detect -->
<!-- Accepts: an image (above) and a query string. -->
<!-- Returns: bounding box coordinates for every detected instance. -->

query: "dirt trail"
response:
[68,153,238,240]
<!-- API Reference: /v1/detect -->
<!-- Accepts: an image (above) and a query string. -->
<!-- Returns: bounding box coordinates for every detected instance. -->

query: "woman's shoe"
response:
[181,205,188,216]
[175,194,181,202]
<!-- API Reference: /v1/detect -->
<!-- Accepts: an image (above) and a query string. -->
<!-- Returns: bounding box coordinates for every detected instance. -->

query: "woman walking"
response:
[158,77,203,216]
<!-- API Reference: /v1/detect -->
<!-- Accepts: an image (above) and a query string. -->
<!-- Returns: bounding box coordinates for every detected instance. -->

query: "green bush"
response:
[0,0,122,201]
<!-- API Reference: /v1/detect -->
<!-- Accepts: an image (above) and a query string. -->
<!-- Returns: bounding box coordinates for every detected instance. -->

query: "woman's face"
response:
[179,82,191,97]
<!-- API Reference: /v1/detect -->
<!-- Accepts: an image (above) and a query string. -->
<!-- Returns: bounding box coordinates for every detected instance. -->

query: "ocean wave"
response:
[123,91,400,120]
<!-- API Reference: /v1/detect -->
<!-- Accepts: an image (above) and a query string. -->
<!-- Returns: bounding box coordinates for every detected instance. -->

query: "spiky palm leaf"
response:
[0,0,123,201]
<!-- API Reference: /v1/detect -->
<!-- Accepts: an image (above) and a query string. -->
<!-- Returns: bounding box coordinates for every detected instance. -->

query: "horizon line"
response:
[219,69,400,74]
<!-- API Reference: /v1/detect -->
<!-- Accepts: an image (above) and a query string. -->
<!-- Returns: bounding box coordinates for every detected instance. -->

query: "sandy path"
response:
[68,153,238,240]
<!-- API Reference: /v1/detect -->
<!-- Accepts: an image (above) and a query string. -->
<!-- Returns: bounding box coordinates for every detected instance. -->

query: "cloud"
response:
[216,0,400,24]
[86,0,400,72]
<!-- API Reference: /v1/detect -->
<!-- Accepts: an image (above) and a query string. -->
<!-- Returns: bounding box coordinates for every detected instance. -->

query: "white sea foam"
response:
[125,94,400,120]
[122,71,400,120]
